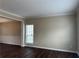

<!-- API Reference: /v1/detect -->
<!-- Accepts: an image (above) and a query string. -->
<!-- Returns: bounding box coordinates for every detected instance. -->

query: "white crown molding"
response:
[0,9,24,21]
[0,9,74,21]
[39,12,74,17]
[24,12,75,19]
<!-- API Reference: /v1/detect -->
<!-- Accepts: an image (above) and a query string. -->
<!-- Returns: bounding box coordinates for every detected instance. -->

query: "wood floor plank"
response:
[0,43,78,58]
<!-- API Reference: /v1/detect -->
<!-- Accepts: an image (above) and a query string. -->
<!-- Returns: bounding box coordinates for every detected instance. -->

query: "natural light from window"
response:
[26,25,34,44]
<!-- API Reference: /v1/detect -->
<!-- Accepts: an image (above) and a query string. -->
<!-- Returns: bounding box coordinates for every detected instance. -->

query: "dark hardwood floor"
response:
[0,43,78,58]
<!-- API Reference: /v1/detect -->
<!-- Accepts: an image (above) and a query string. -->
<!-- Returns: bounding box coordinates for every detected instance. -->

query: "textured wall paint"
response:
[25,15,77,51]
[0,20,21,45]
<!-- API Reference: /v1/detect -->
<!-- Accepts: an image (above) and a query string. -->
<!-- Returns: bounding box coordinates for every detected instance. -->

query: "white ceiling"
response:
[0,0,2,8]
[0,0,79,17]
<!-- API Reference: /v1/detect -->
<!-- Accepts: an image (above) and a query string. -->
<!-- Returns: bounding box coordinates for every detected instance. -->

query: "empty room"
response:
[0,0,79,58]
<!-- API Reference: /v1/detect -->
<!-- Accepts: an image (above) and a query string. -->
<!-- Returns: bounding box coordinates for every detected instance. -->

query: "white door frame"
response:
[21,21,26,47]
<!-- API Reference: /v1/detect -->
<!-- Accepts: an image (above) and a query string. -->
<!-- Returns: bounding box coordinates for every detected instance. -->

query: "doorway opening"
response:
[26,25,34,44]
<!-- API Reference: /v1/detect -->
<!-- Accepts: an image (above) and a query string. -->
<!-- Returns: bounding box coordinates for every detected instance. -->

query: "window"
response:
[26,25,34,44]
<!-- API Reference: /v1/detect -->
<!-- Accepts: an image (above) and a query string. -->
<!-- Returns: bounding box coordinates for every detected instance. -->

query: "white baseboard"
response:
[0,42,77,54]
[0,36,21,46]
[0,42,21,46]
[0,42,78,54]
[21,44,26,47]
[25,45,77,54]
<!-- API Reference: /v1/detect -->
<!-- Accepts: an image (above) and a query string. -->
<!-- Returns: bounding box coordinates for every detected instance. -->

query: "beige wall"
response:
[25,15,77,51]
[0,20,21,45]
